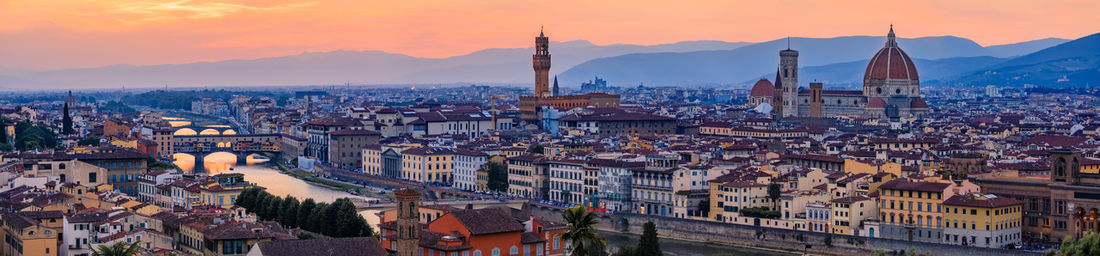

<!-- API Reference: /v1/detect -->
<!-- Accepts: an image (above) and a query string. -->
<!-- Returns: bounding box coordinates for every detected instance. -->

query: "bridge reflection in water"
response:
[172,152,269,174]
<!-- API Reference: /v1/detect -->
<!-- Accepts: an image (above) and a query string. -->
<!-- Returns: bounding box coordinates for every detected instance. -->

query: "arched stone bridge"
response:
[172,124,238,136]
[173,134,281,166]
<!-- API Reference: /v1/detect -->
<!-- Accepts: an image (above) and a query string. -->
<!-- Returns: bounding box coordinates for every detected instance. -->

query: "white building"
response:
[547,159,585,204]
[453,149,488,191]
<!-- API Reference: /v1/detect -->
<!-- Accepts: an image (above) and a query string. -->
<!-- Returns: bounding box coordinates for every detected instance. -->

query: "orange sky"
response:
[1,0,1097,70]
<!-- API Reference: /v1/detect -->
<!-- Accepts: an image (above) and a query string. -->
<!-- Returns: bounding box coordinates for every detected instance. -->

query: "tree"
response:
[562,206,607,256]
[1048,232,1100,256]
[487,162,509,192]
[92,241,142,256]
[13,122,57,150]
[297,199,317,230]
[824,235,833,247]
[235,188,257,209]
[767,182,781,210]
[279,196,300,228]
[254,194,273,220]
[307,202,330,234]
[263,195,283,221]
[635,221,662,256]
[77,136,100,146]
[62,102,74,135]
[697,199,710,217]
[332,198,366,237]
[530,144,545,154]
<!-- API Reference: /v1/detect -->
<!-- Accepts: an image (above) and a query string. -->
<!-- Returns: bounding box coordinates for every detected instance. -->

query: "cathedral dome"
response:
[749,79,775,97]
[867,97,886,109]
[864,26,919,82]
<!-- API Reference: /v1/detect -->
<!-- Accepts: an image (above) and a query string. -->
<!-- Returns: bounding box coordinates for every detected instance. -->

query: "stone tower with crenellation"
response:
[395,188,421,256]
[533,27,552,98]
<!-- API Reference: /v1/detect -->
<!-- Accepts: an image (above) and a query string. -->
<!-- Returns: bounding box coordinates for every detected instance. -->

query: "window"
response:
[492,248,500,256]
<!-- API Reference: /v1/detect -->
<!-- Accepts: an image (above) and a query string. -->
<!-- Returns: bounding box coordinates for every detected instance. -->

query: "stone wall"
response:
[528,204,1041,256]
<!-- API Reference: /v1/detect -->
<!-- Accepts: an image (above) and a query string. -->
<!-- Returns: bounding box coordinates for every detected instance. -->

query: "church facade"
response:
[749,26,930,120]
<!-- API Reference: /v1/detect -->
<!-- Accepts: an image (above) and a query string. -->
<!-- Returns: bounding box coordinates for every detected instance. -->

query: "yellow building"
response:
[943,194,1022,248]
[844,159,901,177]
[200,173,254,207]
[829,196,877,236]
[712,181,771,223]
[877,179,979,243]
[1,212,60,256]
[400,147,454,183]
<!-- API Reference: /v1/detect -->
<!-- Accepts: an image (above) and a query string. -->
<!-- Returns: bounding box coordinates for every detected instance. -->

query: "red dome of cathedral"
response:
[864,26,919,81]
[749,79,775,97]
[910,97,929,109]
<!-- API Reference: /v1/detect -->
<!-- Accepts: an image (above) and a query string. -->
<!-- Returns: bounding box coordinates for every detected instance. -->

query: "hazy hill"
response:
[0,40,751,89]
[0,34,1076,90]
[792,56,1009,89]
[558,35,1064,87]
[953,33,1100,87]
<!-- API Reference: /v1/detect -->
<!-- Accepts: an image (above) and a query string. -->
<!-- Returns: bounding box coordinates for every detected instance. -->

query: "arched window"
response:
[492,248,501,256]
[510,246,519,255]
[474,250,482,256]
[876,88,882,94]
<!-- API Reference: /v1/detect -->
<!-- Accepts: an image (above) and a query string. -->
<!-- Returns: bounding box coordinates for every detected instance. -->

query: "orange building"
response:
[103,119,133,138]
[379,188,560,256]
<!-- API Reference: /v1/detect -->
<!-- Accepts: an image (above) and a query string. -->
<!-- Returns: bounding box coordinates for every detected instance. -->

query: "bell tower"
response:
[779,47,799,117]
[395,188,421,256]
[533,26,552,98]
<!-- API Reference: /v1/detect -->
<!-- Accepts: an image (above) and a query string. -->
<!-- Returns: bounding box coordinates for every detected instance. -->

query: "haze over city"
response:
[2,0,1098,70]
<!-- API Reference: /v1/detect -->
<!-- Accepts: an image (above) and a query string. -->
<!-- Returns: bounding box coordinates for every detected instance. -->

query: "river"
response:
[165,114,798,255]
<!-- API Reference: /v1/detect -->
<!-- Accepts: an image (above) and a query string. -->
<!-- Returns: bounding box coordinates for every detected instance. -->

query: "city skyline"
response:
[2,0,1099,70]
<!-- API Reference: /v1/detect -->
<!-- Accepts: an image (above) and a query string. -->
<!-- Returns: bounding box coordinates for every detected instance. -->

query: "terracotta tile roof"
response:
[879,179,950,193]
[944,194,1021,208]
[446,208,524,235]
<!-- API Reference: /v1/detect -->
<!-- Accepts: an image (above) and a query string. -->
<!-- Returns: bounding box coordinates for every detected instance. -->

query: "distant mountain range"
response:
[0,33,1091,90]
[0,40,752,89]
[950,33,1100,87]
[556,36,1075,87]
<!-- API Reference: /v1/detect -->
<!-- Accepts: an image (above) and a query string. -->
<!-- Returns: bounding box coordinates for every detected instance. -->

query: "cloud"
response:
[113,0,317,23]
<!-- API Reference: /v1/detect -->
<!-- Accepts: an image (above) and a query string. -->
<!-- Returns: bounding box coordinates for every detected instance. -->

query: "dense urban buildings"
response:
[0,25,1095,256]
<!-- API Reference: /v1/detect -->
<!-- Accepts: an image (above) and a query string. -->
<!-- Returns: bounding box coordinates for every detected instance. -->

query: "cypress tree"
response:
[280,196,300,228]
[636,221,662,256]
[264,196,283,221]
[297,199,317,230]
[254,193,270,217]
[62,102,73,135]
[307,202,329,234]
[320,200,341,236]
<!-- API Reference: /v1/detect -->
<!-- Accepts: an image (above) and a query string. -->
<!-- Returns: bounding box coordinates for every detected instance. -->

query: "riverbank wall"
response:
[528,204,1041,256]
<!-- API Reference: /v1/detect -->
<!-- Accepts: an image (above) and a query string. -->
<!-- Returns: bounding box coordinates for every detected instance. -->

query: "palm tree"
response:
[562,206,607,256]
[91,241,143,256]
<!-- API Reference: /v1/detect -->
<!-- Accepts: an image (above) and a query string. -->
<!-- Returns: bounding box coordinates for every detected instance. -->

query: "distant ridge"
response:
[0,34,1075,90]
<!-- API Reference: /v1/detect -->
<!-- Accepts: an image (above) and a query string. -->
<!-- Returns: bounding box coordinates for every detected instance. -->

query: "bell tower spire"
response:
[533,26,552,97]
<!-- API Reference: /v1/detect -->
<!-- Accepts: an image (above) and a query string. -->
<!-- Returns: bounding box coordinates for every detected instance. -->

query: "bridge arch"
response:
[174,128,198,136]
[222,129,237,135]
[199,129,221,135]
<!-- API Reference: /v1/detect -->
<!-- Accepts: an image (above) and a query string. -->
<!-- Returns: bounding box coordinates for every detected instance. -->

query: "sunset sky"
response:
[1,0,1097,70]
